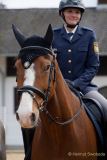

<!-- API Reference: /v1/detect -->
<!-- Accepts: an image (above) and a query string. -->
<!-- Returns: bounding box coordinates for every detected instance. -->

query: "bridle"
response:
[17,53,83,126]
[18,59,55,105]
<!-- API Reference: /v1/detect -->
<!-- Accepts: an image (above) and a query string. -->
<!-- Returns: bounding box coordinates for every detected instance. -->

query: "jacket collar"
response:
[60,25,83,43]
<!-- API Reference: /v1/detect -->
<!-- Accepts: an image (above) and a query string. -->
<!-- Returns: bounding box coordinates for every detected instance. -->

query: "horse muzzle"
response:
[16,111,38,128]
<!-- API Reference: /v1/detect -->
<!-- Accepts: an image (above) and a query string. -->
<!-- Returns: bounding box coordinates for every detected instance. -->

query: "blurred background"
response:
[0,0,107,154]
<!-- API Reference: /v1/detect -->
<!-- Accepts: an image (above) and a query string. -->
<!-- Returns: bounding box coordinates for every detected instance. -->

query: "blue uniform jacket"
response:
[52,25,100,94]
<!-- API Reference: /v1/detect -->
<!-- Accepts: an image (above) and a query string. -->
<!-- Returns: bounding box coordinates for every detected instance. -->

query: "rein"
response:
[39,103,83,126]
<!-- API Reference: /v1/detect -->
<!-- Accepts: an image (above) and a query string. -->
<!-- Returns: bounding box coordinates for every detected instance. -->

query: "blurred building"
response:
[0,0,107,147]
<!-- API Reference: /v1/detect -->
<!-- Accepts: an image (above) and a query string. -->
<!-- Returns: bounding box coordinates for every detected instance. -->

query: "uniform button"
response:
[68,49,72,53]
[68,60,72,63]
[68,70,71,74]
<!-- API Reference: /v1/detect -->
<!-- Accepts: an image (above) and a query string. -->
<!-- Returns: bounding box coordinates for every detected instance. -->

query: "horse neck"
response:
[41,63,80,125]
[52,66,80,117]
[39,65,81,148]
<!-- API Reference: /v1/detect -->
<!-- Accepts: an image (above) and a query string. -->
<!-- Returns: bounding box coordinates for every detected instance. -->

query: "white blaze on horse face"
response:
[24,63,35,86]
[17,63,39,127]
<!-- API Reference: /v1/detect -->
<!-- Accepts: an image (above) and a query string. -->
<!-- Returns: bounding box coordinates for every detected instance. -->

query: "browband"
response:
[18,46,53,69]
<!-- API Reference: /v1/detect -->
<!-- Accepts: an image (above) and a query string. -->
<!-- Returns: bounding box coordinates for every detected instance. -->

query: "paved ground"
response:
[7,150,24,160]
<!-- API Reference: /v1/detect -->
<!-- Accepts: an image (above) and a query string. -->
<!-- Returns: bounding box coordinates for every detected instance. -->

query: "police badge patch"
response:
[93,42,99,54]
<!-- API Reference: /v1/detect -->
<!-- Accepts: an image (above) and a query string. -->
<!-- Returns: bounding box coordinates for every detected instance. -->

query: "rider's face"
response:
[63,8,81,26]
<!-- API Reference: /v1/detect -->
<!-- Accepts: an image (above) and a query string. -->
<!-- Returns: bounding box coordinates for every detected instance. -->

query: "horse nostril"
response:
[31,113,36,122]
[16,112,19,121]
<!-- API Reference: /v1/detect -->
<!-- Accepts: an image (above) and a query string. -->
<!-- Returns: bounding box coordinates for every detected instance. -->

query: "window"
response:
[99,0,107,4]
[98,86,107,98]
[97,56,107,76]
[6,57,16,76]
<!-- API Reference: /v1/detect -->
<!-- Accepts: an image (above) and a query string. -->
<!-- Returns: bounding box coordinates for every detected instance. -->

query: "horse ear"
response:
[44,24,53,47]
[12,24,26,47]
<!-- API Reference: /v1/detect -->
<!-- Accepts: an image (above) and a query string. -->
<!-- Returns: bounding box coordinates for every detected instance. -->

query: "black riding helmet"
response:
[59,0,85,15]
[59,0,85,28]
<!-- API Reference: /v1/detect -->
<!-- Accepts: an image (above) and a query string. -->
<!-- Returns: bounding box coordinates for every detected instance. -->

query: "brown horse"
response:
[13,24,98,160]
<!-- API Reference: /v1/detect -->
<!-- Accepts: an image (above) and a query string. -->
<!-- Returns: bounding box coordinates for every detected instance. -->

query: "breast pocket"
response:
[76,46,88,63]
[78,46,88,52]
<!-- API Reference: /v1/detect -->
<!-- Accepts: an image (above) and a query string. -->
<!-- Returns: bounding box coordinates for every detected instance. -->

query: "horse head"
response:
[13,24,56,128]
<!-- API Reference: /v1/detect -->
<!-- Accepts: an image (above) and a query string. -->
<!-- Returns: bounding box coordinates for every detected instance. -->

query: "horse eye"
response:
[44,65,50,71]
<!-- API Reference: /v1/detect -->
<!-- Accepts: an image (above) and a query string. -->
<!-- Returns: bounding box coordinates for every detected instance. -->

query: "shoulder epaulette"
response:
[53,27,61,32]
[82,27,93,32]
